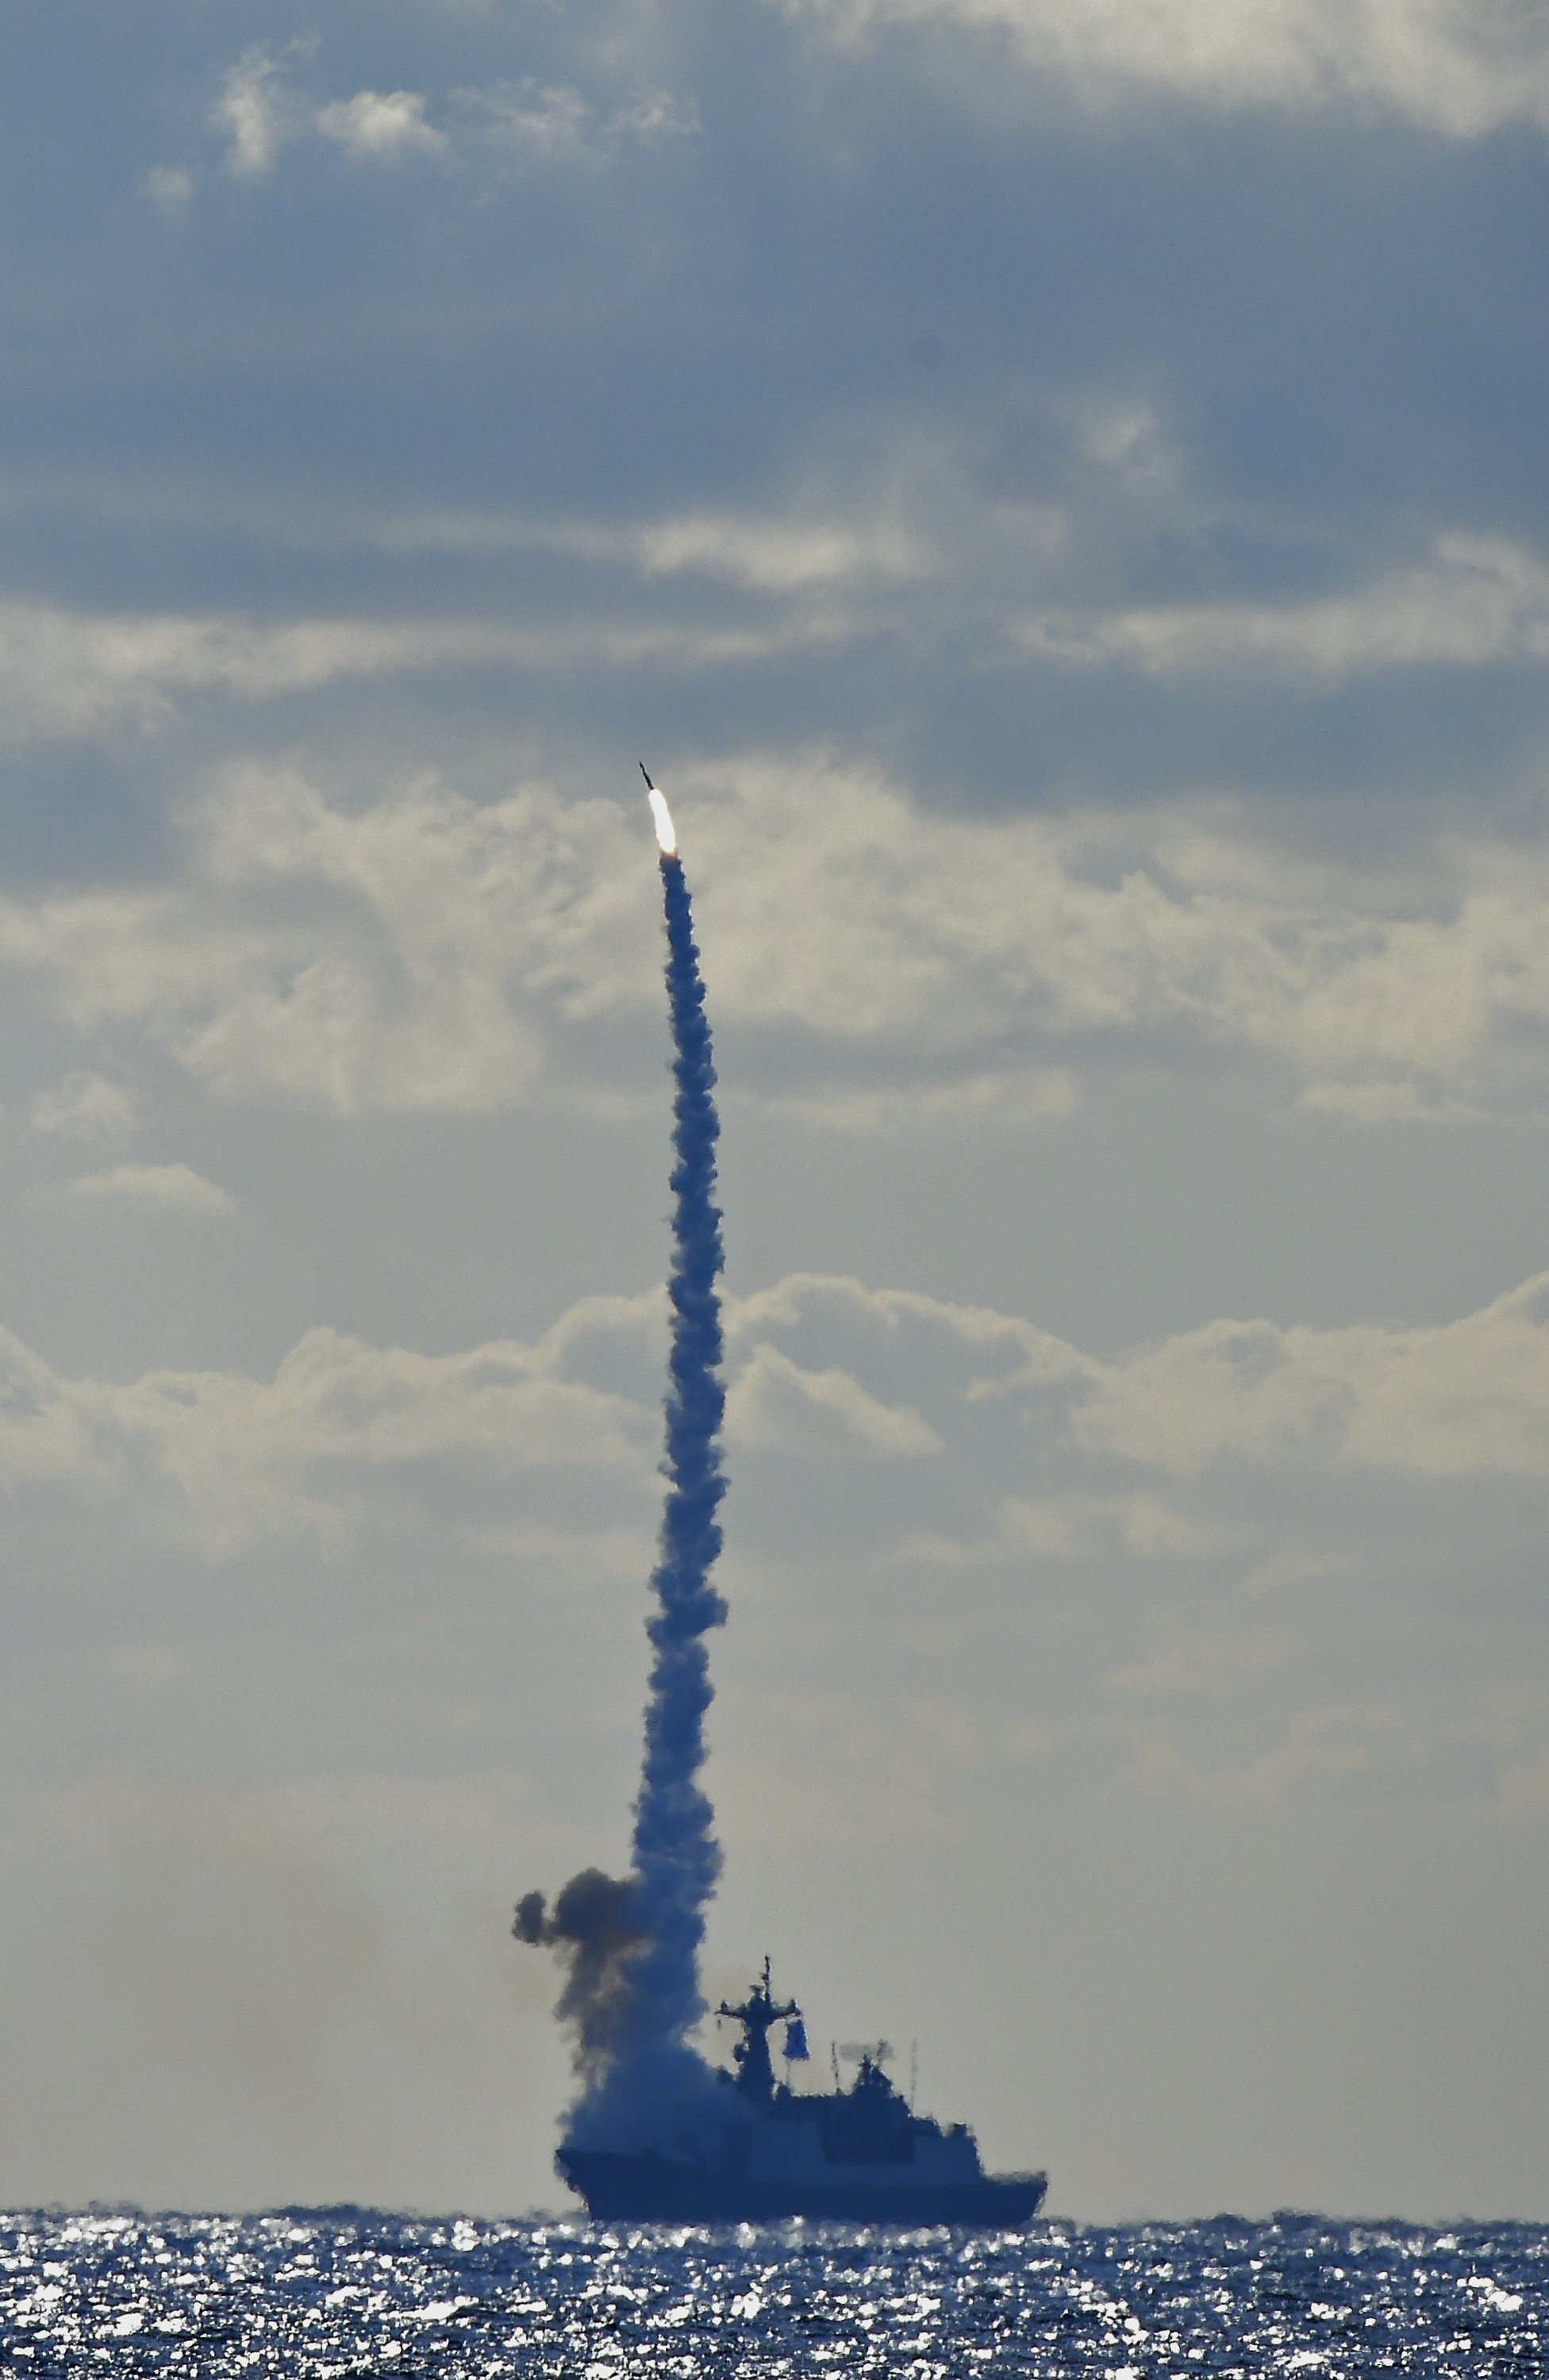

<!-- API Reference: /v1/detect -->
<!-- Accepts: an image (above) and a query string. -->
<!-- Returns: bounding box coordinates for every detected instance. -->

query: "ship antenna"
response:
[910,2039,917,2107]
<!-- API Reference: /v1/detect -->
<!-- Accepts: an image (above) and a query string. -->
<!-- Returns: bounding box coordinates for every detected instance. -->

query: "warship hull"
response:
[558,2147,1047,2228]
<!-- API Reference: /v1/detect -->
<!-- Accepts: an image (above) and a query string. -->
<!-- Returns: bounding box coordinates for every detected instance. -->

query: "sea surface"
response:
[1,2209,1543,2374]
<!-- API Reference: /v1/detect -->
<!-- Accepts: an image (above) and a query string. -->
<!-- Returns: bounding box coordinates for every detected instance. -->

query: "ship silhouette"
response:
[557,1960,1047,2226]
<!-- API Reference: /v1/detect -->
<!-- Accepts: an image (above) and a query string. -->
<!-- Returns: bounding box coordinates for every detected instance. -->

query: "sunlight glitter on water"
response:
[0,2209,1544,2375]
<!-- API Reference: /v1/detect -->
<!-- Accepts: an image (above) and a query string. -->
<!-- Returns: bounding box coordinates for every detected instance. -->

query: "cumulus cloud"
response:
[6,1266,1542,1580]
[0,770,652,1115]
[732,1265,1549,1488]
[781,0,1549,139]
[63,1163,233,1216]
[726,1342,944,1459]
[31,1070,138,1146]
[685,757,1549,1119]
[728,1270,1087,1392]
[1071,1272,1549,1480]
[8,758,1549,1125]
[0,1259,1543,1779]
[0,1310,656,1560]
[317,91,447,160]
[132,1326,653,1557]
[0,1330,121,1495]
[211,47,291,178]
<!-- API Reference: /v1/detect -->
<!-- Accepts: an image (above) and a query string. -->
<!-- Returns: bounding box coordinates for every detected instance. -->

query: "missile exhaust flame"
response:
[640,761,678,855]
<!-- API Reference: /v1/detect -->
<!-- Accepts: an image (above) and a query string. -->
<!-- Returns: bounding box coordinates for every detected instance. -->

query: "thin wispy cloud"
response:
[317,91,447,162]
[1018,536,1549,682]
[210,46,292,178]
[0,598,828,743]
[144,167,195,213]
[202,44,695,191]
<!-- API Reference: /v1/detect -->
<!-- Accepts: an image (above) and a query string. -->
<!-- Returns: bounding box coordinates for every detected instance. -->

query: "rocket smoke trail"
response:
[517,774,728,2136]
[621,815,728,2059]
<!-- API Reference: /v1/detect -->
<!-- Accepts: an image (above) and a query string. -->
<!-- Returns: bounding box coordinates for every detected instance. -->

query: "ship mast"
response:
[717,1958,800,2105]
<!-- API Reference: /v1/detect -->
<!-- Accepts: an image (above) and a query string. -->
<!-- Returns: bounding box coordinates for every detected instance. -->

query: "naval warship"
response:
[556,1962,1047,2226]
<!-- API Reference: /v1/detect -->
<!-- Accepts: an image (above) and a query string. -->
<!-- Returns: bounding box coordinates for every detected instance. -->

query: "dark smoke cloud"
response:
[512,1871,643,2088]
[517,836,731,2145]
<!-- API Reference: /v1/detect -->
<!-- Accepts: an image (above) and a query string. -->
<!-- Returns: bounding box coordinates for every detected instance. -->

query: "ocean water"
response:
[1,2209,1543,2374]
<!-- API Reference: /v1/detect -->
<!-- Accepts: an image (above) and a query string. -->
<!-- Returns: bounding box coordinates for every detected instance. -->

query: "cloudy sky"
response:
[3,0,1549,2222]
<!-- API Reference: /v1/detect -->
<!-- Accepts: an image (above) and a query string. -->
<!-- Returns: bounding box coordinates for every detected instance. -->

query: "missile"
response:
[640,762,677,855]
